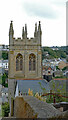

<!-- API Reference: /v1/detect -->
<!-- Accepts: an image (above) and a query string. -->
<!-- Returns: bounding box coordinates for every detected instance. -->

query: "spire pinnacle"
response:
[25,24,27,38]
[35,23,37,32]
[9,20,14,37]
[38,21,41,31]
[34,23,37,37]
[22,27,25,39]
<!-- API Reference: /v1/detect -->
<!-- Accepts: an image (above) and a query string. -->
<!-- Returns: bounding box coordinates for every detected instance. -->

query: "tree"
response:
[2,51,8,60]
[62,66,67,71]
[2,102,10,117]
[39,80,67,103]
[2,73,8,87]
[42,47,66,60]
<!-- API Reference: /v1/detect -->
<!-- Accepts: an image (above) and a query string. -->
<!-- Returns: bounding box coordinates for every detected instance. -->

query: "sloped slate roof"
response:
[17,80,50,94]
[2,87,8,93]
[16,79,66,95]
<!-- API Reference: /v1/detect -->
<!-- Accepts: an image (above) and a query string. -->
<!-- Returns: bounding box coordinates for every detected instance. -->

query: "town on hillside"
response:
[0,44,68,82]
[0,21,68,118]
[0,44,68,118]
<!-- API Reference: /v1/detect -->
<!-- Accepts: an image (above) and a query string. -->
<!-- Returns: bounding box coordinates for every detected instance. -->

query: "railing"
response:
[42,93,68,98]
[42,91,68,104]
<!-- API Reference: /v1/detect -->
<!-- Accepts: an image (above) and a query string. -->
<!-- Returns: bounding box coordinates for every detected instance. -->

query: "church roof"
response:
[16,80,50,94]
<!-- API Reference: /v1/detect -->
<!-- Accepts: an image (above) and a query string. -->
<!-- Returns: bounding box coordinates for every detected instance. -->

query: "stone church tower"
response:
[8,21,42,98]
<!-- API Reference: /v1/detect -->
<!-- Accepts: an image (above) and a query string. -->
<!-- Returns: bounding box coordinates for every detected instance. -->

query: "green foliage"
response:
[2,102,10,117]
[49,81,66,103]
[0,51,2,59]
[1,47,67,60]
[62,66,67,71]
[0,75,2,84]
[2,73,6,86]
[2,73,8,87]
[2,51,8,60]
[42,47,57,59]
[46,95,53,103]
[39,80,67,103]
[38,82,46,93]
[54,76,66,78]
[56,66,59,70]
[42,46,66,59]
[46,92,66,103]
[5,83,8,87]
[54,50,66,58]
[11,97,14,116]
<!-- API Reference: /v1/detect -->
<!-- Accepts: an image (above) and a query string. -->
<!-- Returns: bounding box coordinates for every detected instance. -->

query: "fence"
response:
[42,90,68,104]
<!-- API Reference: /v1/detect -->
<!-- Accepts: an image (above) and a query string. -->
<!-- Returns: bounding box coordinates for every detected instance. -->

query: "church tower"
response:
[8,21,42,98]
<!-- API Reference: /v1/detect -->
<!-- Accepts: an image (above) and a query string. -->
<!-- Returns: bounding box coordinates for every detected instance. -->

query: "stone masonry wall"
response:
[14,96,37,118]
[13,96,63,118]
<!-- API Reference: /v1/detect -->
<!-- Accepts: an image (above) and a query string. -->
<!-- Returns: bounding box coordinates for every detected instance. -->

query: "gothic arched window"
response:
[29,53,36,71]
[16,53,23,71]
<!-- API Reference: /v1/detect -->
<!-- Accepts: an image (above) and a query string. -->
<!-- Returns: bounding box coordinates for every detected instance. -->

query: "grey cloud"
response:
[52,0,67,6]
[23,2,58,19]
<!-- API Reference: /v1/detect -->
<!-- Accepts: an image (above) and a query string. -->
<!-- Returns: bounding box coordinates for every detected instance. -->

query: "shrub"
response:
[2,73,8,87]
[2,102,10,117]
[2,51,8,60]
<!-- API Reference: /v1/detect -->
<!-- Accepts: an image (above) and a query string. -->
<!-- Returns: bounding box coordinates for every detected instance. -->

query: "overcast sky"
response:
[0,0,67,46]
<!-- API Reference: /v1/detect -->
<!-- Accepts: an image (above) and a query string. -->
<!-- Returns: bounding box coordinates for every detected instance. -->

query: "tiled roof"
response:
[17,80,50,94]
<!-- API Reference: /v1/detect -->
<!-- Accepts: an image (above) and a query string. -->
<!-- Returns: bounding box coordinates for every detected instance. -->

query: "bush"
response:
[2,73,8,87]
[2,51,8,60]
[62,66,67,71]
[2,102,10,117]
[56,66,60,70]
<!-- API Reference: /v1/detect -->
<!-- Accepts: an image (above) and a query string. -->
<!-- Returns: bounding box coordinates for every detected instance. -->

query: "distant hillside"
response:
[42,46,66,60]
[1,46,67,60]
[59,46,68,55]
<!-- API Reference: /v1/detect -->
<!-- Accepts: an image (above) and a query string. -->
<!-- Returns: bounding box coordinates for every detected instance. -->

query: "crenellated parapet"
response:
[9,21,42,46]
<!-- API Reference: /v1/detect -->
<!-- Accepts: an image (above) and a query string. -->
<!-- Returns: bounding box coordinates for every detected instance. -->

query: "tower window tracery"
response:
[29,53,36,71]
[16,53,23,71]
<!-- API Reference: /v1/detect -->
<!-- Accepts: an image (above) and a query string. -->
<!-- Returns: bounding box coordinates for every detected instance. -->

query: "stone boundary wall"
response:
[53,102,68,111]
[13,96,64,118]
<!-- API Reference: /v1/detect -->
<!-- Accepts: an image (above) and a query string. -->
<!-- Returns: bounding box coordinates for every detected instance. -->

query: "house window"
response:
[16,53,23,71]
[29,53,36,71]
